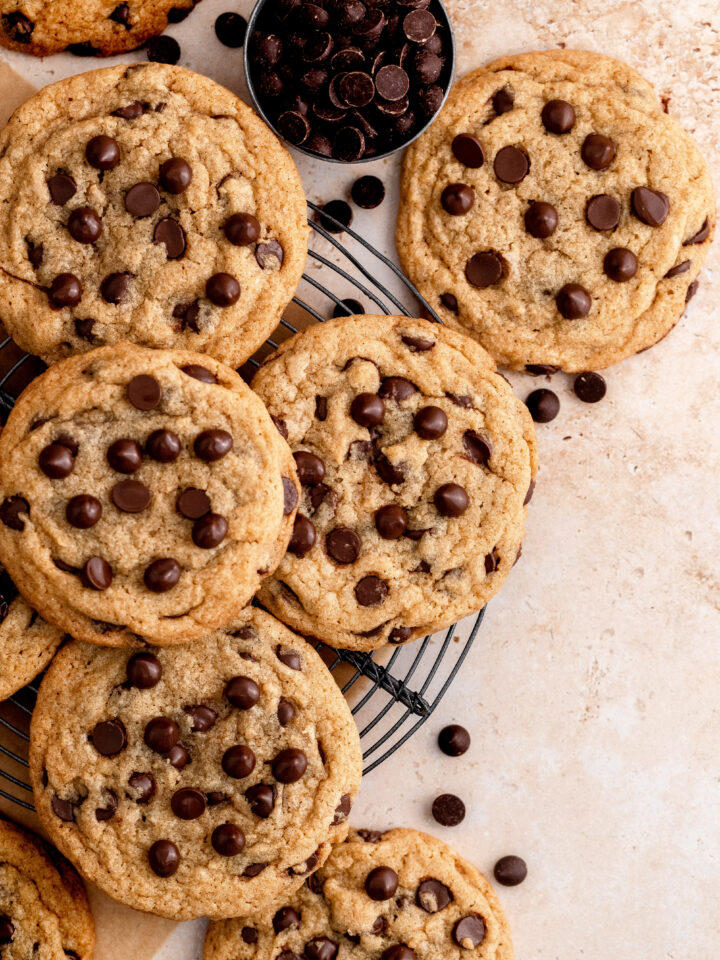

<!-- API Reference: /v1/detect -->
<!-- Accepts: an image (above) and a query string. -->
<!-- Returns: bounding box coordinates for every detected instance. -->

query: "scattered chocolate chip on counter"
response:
[574,372,607,403]
[314,199,353,233]
[438,724,471,757]
[493,855,528,886]
[432,793,466,827]
[333,298,365,318]
[352,174,386,209]
[215,12,247,48]
[526,388,560,423]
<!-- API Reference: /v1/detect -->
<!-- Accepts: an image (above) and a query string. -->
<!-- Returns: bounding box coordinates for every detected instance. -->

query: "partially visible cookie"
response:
[0,342,299,648]
[205,827,513,960]
[397,49,715,371]
[0,816,94,959]
[0,562,63,702]
[0,0,197,57]
[0,63,308,366]
[29,609,362,921]
[253,315,537,651]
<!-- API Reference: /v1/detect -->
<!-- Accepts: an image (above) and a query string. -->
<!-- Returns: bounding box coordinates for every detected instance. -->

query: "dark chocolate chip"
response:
[90,718,127,756]
[556,284,591,319]
[192,513,228,549]
[333,793,352,825]
[144,716,180,753]
[101,272,132,305]
[492,86,515,114]
[113,100,145,119]
[146,35,181,64]
[125,182,160,217]
[684,218,710,245]
[365,866,398,900]
[417,878,453,912]
[526,388,559,423]
[159,158,192,195]
[376,64,409,101]
[166,744,190,769]
[224,212,261,246]
[438,724,470,756]
[194,429,233,461]
[380,947,414,960]
[176,488,211,520]
[355,575,388,606]
[215,11,247,47]
[294,451,325,485]
[272,748,307,783]
[586,194,621,231]
[493,145,529,183]
[107,438,142,473]
[375,505,407,539]
[434,483,469,517]
[171,787,206,820]
[2,11,33,44]
[289,514,316,555]
[68,207,103,243]
[81,557,113,590]
[128,772,157,803]
[278,697,296,726]
[686,280,700,303]
[278,110,311,145]
[432,793,465,826]
[631,186,669,227]
[389,626,412,644]
[403,8,435,42]
[95,788,119,822]
[206,273,240,307]
[273,907,301,933]
[305,939,339,960]
[51,794,77,822]
[604,248,638,282]
[148,839,180,877]
[111,480,150,513]
[226,676,260,710]
[109,3,130,24]
[127,374,161,410]
[154,218,186,259]
[414,405,447,439]
[351,392,384,426]
[351,175,385,209]
[333,125,365,162]
[146,429,181,463]
[143,558,181,593]
[581,134,616,170]
[246,782,276,818]
[441,183,474,215]
[86,135,120,170]
[127,652,162,689]
[573,371,606,403]
[452,134,484,168]
[525,201,558,238]
[49,274,82,308]
[401,334,435,351]
[66,494,102,528]
[453,915,486,948]
[326,526,362,562]
[181,364,216,384]
[541,99,575,134]
[315,199,353,234]
[255,240,284,268]
[222,744,256,779]
[494,855,527,886]
[27,240,43,268]
[39,442,75,479]
[379,376,417,401]
[465,251,504,288]
[664,260,691,279]
[173,300,200,332]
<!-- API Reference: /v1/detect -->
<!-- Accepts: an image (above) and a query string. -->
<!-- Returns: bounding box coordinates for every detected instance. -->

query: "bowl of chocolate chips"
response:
[245,0,455,162]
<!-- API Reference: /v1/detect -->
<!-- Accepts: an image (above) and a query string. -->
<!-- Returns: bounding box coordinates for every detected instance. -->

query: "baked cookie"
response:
[0,342,299,648]
[0,816,94,960]
[253,315,537,651]
[0,1,197,57]
[29,609,362,921]
[205,827,513,960]
[0,562,63,702]
[0,63,308,366]
[397,50,715,371]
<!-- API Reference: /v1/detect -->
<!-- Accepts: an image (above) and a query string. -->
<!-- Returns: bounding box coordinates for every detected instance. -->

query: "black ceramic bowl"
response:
[244,0,456,163]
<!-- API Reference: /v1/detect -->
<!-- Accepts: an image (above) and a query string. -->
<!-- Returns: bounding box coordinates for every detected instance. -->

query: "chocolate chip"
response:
[0,496,28,531]
[225,676,260,710]
[664,260,691,279]
[68,207,102,243]
[125,182,160,218]
[333,793,352,825]
[144,558,181,593]
[465,250,504,287]
[389,626,412,644]
[145,428,180,463]
[379,376,417,401]
[333,125,365,162]
[686,279,700,303]
[401,334,435,351]
[246,782,276,817]
[365,866,398,900]
[541,99,575,134]
[157,159,192,197]
[494,145,529,183]
[128,772,156,803]
[181,364,216,384]
[525,201,558,238]
[573,371,607,404]
[215,11,247,47]
[586,194,621,231]
[66,494,102,528]
[127,652,162,689]
[173,300,200,332]
[289,514,316,556]
[556,283,591,319]
[316,200,354,235]
[153,218,186,259]
[272,748,308,783]
[148,839,180,877]
[111,480,150,514]
[147,35,181,64]
[273,907,301,933]
[355,575,388,606]
[222,744,256,779]
[581,134,616,170]
[127,374,161,410]
[305,939,339,960]
[144,716,180,753]
[278,109,311,145]
[109,3,129,24]
[107,438,142,473]
[207,273,240,307]
[414,406,448,440]
[494,855,527,886]
[91,718,126,756]
[39,442,75,479]
[94,788,118,823]
[412,48,442,84]
[416,878,453,913]
[434,483,469,517]
[526,388,559,423]
[351,392,385,426]
[101,272,132,304]
[2,11,33,44]
[49,273,82,308]
[432,793,465,826]
[631,186,669,227]
[255,240,284,268]
[241,927,258,944]
[166,744,189,769]
[604,248,638,282]
[170,787,206,821]
[194,429,233,461]
[294,451,325,485]
[684,218,710,245]
[224,212,261,246]
[351,175,385,209]
[441,183,474,216]
[374,452,405,486]
[51,794,76,822]
[492,86,515,114]
[376,64,410,101]
[86,135,120,170]
[320,526,360,566]
[113,100,144,119]
[82,557,113,590]
[403,8,436,42]
[452,134,484,168]
[277,697,296,727]
[192,513,229,549]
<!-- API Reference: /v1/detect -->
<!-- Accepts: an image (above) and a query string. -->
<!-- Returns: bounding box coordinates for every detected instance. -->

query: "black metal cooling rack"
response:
[0,203,483,813]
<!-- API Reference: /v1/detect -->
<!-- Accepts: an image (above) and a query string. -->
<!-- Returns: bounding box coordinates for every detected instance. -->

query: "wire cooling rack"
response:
[0,203,483,814]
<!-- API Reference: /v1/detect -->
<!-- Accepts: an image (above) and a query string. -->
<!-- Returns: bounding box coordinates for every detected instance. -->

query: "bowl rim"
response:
[243,0,456,164]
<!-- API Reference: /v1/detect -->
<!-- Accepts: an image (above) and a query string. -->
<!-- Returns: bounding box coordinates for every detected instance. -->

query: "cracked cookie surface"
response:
[205,827,513,960]
[0,342,299,647]
[397,50,715,371]
[29,609,362,921]
[0,63,307,366]
[253,315,537,651]
[0,1,198,57]
[0,817,94,960]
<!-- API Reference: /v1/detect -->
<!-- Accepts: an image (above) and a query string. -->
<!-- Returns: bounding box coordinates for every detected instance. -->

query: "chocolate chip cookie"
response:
[0,1,197,57]
[0,63,308,366]
[0,816,94,960]
[397,50,715,371]
[252,315,537,651]
[0,561,63,702]
[29,608,362,921]
[0,342,299,648]
[205,827,513,960]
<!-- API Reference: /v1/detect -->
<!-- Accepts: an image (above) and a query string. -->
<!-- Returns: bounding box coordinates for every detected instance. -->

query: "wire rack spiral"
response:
[0,203,483,814]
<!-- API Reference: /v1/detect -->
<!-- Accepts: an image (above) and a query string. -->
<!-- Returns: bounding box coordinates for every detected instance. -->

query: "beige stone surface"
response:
[0,0,718,957]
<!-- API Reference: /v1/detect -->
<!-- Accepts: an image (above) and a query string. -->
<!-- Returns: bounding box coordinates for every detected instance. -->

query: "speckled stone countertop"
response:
[0,1,718,958]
